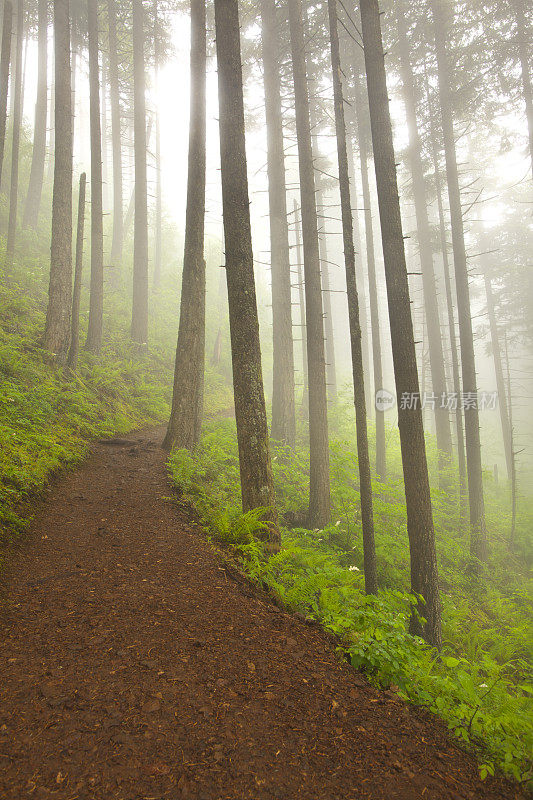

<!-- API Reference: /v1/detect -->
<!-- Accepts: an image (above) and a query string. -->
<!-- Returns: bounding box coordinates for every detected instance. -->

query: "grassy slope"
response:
[168,414,532,786]
[0,242,232,545]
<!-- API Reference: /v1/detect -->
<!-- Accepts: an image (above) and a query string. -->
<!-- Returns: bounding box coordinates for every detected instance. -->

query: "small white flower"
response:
[335,520,341,527]
[348,566,360,572]
[478,683,488,688]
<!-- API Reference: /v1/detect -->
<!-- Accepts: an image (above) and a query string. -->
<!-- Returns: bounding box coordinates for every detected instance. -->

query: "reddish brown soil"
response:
[0,430,524,800]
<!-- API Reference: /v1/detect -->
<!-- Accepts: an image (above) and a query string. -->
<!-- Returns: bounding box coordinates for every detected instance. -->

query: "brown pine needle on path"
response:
[0,430,523,800]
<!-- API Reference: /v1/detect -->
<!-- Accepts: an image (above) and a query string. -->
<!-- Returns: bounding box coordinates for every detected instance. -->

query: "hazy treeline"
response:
[0,0,531,651]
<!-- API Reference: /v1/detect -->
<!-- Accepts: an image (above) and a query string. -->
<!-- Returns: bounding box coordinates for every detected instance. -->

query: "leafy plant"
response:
[168,415,533,786]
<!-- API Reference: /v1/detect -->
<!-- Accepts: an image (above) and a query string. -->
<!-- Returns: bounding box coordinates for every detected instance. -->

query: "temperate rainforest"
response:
[0,0,531,796]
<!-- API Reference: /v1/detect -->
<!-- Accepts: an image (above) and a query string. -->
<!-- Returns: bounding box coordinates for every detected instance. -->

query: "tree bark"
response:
[318,230,337,404]
[345,122,372,415]
[47,39,55,183]
[101,56,109,213]
[352,66,386,480]
[503,333,516,547]
[152,0,162,289]
[359,0,441,648]
[214,0,279,547]
[123,116,152,240]
[260,0,296,447]
[23,0,47,229]
[423,67,467,504]
[131,0,148,344]
[0,0,13,189]
[85,0,104,352]
[163,0,206,453]
[431,0,487,561]
[4,0,23,270]
[67,172,86,371]
[328,0,377,594]
[288,0,330,527]
[304,10,337,406]
[43,0,72,359]
[108,0,123,271]
[293,197,308,412]
[396,3,453,478]
[481,249,513,480]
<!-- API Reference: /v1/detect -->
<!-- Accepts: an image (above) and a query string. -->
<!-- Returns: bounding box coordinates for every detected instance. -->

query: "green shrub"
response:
[168,416,533,785]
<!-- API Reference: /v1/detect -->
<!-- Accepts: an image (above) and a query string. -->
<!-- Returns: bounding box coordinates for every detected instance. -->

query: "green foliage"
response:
[169,414,533,786]
[0,283,168,543]
[0,242,233,546]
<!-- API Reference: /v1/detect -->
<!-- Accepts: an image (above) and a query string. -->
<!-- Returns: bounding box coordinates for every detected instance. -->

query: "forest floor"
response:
[0,429,525,800]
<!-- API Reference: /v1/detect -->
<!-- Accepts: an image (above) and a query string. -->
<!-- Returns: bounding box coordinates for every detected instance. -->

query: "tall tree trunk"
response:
[318,232,337,404]
[67,172,86,371]
[396,3,453,478]
[511,0,533,179]
[482,253,513,480]
[152,0,162,289]
[153,106,162,287]
[261,0,296,447]
[345,124,372,415]
[47,38,55,183]
[304,15,337,406]
[352,65,386,479]
[359,0,442,648]
[431,0,487,561]
[288,0,330,528]
[293,197,308,412]
[4,0,23,270]
[131,0,148,344]
[0,0,13,189]
[7,1,17,123]
[214,0,279,547]
[43,0,72,359]
[123,116,152,239]
[163,0,206,452]
[23,0,47,229]
[71,21,77,154]
[85,0,104,351]
[503,333,517,547]
[328,0,377,594]
[108,0,123,271]
[424,65,467,502]
[101,56,109,213]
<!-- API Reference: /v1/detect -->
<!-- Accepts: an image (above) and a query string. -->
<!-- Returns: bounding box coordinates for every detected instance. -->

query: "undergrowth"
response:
[0,249,232,547]
[168,415,533,787]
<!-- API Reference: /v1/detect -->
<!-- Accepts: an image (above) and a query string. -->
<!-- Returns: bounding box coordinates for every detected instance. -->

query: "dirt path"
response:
[0,430,523,800]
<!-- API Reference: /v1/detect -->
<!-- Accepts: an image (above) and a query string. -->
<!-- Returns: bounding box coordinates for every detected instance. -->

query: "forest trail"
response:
[0,430,522,800]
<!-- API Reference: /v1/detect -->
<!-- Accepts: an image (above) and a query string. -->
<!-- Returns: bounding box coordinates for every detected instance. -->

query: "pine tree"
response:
[131,0,149,344]
[328,0,377,593]
[430,0,487,561]
[261,0,296,448]
[0,0,13,188]
[108,0,124,273]
[23,0,48,229]
[214,0,279,549]
[164,0,206,452]
[396,2,453,479]
[4,0,24,270]
[288,0,331,527]
[85,0,104,352]
[359,0,442,647]
[67,173,87,371]
[43,0,72,360]
[351,59,387,480]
